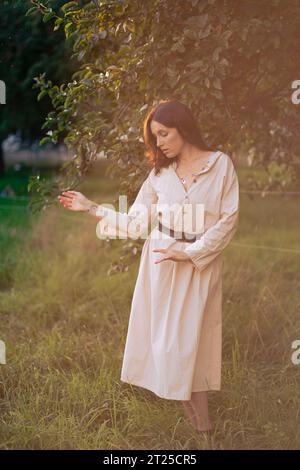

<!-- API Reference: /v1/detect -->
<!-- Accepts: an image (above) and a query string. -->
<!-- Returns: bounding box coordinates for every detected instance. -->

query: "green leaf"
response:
[43,11,56,23]
[64,22,73,39]
[39,136,52,145]
[61,1,79,13]
[37,90,48,101]
[25,7,37,17]
[54,17,64,31]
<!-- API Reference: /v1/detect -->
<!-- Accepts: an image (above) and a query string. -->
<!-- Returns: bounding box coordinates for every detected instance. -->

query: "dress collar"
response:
[171,150,222,174]
[170,151,222,196]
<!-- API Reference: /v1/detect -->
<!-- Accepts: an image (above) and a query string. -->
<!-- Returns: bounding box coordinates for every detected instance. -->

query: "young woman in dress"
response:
[58,99,240,433]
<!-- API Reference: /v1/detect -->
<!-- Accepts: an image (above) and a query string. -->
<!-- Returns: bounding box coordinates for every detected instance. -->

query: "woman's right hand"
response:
[57,191,91,212]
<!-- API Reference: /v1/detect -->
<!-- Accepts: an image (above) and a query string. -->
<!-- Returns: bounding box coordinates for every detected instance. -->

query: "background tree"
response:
[0,0,76,176]
[29,0,300,211]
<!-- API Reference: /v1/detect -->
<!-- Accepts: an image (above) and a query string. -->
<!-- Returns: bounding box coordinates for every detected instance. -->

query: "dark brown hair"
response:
[143,99,213,175]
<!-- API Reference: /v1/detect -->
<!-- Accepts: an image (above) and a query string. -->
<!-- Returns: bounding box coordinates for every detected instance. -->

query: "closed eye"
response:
[153,132,168,138]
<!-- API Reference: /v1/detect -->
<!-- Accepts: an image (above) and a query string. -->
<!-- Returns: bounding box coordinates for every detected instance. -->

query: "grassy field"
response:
[0,160,300,449]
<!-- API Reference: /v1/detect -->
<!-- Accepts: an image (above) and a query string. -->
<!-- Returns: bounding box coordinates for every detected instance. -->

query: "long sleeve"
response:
[95,169,158,240]
[178,158,239,272]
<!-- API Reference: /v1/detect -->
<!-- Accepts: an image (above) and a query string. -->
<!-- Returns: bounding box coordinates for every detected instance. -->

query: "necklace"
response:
[178,160,210,184]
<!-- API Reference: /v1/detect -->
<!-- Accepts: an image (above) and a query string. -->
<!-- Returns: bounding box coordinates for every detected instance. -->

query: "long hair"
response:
[143,99,213,175]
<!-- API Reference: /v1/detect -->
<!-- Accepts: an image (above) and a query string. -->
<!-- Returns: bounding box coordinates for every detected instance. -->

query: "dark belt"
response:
[158,221,202,243]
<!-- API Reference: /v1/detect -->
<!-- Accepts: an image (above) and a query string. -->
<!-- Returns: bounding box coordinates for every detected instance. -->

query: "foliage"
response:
[0,0,75,174]
[27,0,300,212]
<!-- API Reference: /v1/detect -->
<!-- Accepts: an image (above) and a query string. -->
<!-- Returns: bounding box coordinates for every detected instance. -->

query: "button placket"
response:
[188,152,221,195]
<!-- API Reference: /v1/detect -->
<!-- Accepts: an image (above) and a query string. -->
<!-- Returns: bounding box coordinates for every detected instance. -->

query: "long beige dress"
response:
[95,151,240,400]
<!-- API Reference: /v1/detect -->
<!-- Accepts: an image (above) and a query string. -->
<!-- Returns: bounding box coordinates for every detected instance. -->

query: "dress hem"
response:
[120,377,221,401]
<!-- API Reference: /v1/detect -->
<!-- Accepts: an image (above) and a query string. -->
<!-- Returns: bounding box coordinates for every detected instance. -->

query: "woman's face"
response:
[150,120,185,159]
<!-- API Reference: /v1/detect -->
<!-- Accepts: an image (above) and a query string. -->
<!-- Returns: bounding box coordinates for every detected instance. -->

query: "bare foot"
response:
[182,401,198,428]
[195,422,213,433]
[182,402,213,432]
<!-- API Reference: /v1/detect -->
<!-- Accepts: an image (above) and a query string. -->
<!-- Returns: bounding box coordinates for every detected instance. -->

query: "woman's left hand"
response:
[153,243,191,264]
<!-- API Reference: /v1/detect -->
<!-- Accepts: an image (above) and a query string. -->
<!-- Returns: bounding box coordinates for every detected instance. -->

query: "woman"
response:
[58,99,240,432]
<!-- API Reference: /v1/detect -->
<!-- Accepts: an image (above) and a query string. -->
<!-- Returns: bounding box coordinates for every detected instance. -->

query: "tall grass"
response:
[0,161,299,449]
